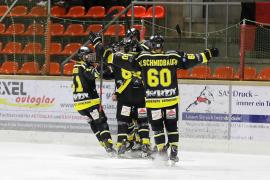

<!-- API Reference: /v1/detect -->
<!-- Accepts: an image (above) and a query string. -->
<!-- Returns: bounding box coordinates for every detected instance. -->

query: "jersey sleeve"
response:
[176,50,210,69]
[107,52,141,72]
[94,43,113,64]
[102,65,115,80]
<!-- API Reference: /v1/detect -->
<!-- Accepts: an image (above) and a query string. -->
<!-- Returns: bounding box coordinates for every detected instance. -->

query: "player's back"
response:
[136,51,180,108]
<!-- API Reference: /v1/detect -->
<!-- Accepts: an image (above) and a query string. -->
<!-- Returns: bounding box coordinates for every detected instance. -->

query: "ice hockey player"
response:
[108,29,152,158]
[89,32,219,163]
[72,46,116,155]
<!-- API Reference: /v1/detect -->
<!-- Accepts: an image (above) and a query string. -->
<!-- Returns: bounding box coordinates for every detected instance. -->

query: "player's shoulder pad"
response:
[114,51,133,57]
[165,50,181,57]
[136,50,151,59]
[74,61,86,68]
[140,50,150,55]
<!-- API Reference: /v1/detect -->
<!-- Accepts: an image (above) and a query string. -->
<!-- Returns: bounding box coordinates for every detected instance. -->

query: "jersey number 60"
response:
[147,68,171,87]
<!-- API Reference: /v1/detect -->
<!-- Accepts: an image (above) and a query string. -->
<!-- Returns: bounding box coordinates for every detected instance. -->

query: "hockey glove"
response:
[89,32,102,47]
[204,48,219,60]
[95,64,112,75]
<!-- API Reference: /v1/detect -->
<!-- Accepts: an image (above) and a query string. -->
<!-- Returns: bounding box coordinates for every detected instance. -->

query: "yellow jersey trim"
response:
[74,98,100,111]
[145,96,179,108]
[116,78,132,94]
[200,53,208,64]
[137,52,181,59]
[107,54,114,64]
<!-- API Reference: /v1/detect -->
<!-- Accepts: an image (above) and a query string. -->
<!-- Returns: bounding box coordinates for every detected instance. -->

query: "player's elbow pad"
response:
[204,48,219,60]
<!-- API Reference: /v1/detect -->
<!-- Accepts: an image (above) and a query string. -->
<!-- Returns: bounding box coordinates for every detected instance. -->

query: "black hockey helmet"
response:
[77,46,95,62]
[149,34,164,50]
[126,28,140,41]
[122,37,142,53]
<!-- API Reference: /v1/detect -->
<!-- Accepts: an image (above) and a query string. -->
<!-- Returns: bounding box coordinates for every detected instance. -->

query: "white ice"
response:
[1,133,270,180]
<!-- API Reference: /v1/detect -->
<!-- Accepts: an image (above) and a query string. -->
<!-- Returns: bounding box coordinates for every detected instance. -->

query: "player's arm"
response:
[89,32,140,71]
[107,52,141,72]
[102,65,114,80]
[177,48,219,69]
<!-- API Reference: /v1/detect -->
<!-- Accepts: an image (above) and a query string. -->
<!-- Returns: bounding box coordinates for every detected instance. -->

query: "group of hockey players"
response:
[72,27,219,163]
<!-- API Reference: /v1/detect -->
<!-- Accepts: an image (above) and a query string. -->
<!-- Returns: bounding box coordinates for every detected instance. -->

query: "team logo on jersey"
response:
[166,108,176,119]
[73,93,89,100]
[90,109,99,120]
[146,88,177,98]
[138,108,147,118]
[121,106,131,116]
[151,109,162,120]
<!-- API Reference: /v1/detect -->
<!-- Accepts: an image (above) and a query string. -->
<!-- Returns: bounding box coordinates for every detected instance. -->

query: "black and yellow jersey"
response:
[108,50,210,108]
[72,61,100,111]
[112,52,145,105]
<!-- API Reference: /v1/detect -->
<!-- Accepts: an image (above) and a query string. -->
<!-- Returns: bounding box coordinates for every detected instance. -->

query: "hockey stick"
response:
[97,6,132,113]
[98,9,119,113]
[124,7,131,31]
[175,24,181,50]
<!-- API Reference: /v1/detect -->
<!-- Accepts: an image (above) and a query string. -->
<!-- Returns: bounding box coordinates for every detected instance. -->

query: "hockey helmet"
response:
[149,34,164,50]
[123,37,141,53]
[77,46,95,62]
[126,28,140,41]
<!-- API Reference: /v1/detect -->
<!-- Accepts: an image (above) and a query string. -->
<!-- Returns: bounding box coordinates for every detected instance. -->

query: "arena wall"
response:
[1,75,270,155]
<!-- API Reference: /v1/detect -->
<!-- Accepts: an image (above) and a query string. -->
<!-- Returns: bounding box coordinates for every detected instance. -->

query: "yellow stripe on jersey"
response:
[145,96,179,108]
[153,132,165,138]
[137,53,181,59]
[100,130,110,136]
[167,131,179,135]
[116,78,132,94]
[200,53,208,64]
[107,54,114,64]
[205,49,212,57]
[138,129,150,133]
[117,133,128,137]
[74,98,100,110]
[72,67,78,74]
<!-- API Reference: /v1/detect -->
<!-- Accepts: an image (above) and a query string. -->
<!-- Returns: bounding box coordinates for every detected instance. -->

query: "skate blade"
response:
[168,160,177,167]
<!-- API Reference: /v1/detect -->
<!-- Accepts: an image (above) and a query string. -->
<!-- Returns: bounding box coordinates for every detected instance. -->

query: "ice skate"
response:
[153,145,168,162]
[168,145,179,166]
[125,140,133,152]
[141,144,152,159]
[103,139,116,157]
[116,140,128,158]
[131,141,141,151]
[158,149,168,161]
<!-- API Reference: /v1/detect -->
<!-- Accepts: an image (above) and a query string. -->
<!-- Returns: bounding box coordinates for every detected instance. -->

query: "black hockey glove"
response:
[103,64,113,75]
[89,32,102,47]
[204,48,219,60]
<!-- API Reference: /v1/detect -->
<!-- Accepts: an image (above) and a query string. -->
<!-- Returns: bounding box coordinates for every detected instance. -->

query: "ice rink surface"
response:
[1,134,270,180]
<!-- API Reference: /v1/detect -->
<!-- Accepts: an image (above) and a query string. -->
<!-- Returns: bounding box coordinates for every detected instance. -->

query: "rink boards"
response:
[0,76,270,153]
